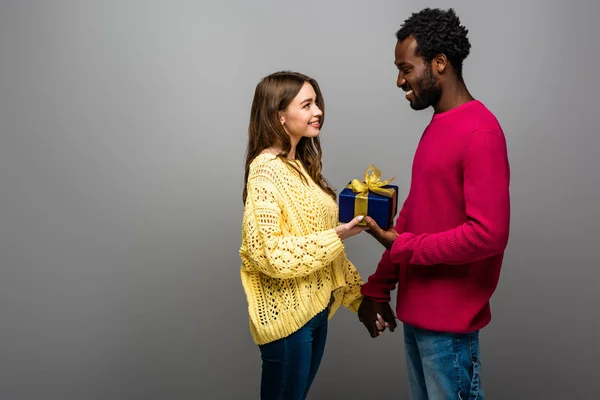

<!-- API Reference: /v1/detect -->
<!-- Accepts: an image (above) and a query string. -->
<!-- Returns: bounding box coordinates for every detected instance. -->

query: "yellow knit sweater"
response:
[239,153,364,345]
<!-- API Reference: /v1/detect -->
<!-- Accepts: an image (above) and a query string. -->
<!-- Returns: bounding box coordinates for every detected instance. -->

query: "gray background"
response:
[1,0,598,399]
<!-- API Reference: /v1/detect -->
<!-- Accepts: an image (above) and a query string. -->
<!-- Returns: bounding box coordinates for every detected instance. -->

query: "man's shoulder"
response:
[466,100,504,134]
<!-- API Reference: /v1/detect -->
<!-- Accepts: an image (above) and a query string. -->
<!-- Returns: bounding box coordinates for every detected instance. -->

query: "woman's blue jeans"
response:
[258,307,329,400]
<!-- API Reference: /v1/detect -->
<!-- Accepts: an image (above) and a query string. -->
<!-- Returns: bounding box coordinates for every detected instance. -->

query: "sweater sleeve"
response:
[389,129,510,266]
[241,170,344,279]
[359,200,409,302]
[339,255,364,312]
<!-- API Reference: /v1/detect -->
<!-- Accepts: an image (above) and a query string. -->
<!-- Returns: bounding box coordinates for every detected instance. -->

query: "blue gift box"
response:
[339,184,398,230]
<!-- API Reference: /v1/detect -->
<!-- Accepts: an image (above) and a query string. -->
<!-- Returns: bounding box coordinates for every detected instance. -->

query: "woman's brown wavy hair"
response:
[242,71,336,204]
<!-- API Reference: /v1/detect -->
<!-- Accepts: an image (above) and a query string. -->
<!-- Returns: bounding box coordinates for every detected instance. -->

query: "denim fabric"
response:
[258,307,329,400]
[403,324,483,400]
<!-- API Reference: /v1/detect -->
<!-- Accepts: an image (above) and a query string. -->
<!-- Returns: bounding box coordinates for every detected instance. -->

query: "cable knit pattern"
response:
[240,153,363,345]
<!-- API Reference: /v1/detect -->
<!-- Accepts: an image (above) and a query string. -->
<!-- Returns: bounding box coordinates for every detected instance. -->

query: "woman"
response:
[239,71,367,399]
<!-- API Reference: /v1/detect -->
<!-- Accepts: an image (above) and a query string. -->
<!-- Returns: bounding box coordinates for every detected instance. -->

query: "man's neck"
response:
[433,80,474,114]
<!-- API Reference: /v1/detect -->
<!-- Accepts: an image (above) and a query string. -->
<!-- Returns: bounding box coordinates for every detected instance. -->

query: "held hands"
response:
[342,216,399,337]
[335,215,366,240]
[363,216,399,250]
[358,297,397,338]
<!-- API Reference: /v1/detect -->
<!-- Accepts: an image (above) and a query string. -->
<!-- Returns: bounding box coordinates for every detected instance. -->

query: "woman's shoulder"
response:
[248,153,286,179]
[251,152,278,164]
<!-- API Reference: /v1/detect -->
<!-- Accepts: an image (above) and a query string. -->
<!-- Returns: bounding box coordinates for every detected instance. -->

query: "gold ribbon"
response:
[346,164,396,225]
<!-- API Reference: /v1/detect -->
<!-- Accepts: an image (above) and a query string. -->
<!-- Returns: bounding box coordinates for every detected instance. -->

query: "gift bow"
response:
[346,164,396,224]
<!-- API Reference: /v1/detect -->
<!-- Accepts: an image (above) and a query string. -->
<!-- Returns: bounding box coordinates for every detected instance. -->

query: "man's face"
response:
[394,37,442,110]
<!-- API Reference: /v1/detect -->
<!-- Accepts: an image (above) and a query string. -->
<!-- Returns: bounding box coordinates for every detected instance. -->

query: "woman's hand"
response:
[335,215,366,240]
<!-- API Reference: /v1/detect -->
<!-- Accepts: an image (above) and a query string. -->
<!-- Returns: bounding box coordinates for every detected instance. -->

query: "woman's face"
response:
[279,82,323,144]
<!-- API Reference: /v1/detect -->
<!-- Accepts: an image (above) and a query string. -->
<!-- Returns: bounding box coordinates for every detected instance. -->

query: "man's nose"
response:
[397,75,406,88]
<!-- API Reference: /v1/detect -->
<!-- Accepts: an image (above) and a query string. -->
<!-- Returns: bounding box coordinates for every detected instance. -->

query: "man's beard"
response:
[410,66,442,111]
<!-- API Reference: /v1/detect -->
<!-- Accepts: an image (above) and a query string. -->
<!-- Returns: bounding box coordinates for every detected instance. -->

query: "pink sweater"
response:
[361,100,510,333]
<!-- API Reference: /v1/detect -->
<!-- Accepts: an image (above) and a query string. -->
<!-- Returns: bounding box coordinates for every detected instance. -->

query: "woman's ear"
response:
[278,111,286,125]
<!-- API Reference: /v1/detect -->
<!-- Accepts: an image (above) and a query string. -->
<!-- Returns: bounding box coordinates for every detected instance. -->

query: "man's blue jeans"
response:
[404,324,484,400]
[258,307,329,400]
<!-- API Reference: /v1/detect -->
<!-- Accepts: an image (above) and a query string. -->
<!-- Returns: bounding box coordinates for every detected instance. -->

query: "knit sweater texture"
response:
[240,153,363,345]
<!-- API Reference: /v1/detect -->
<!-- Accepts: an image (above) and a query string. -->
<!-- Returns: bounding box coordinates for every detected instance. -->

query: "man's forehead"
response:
[395,36,418,59]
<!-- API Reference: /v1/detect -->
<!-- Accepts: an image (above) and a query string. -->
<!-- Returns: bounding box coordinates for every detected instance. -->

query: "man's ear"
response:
[433,54,448,74]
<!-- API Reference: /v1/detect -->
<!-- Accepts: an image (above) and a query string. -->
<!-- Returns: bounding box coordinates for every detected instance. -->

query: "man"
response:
[358,8,510,400]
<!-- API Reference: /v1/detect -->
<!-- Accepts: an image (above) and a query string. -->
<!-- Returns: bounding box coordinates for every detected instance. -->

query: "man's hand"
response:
[358,297,397,338]
[364,216,399,250]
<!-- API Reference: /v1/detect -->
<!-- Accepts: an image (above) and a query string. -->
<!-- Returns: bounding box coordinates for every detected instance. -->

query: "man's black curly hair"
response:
[396,8,471,78]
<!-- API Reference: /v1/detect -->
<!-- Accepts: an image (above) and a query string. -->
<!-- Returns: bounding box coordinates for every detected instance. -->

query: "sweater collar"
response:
[432,99,480,121]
